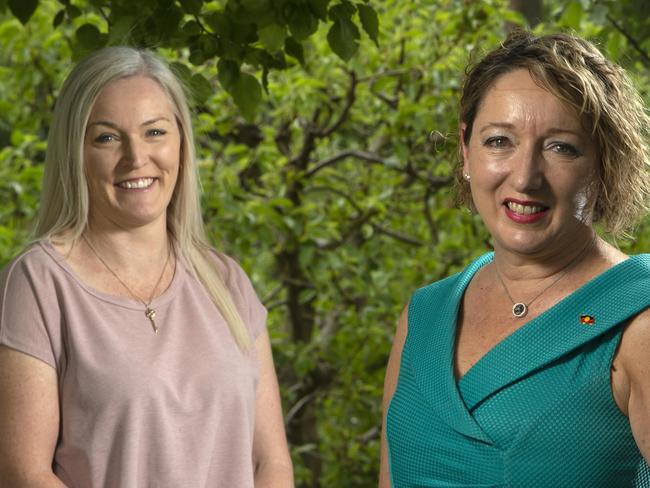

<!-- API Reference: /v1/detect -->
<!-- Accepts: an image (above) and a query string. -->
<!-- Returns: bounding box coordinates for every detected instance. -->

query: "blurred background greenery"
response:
[0,0,648,486]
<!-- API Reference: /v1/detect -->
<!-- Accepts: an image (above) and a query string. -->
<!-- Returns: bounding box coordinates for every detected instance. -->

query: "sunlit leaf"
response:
[258,23,286,53]
[559,1,583,29]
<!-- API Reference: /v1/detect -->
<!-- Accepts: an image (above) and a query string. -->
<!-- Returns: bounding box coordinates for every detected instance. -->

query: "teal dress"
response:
[387,253,650,487]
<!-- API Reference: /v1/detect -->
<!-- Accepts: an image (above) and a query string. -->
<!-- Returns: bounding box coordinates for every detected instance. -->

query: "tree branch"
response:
[316,70,357,137]
[317,209,379,250]
[371,223,424,246]
[263,284,284,303]
[304,149,387,178]
[606,15,650,67]
[306,185,363,212]
[285,392,317,425]
[266,299,289,311]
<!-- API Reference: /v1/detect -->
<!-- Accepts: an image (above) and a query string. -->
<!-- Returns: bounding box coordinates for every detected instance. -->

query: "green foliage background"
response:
[0,0,648,486]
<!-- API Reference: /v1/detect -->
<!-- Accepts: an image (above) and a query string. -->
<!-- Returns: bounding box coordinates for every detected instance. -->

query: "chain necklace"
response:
[83,235,172,333]
[494,235,596,318]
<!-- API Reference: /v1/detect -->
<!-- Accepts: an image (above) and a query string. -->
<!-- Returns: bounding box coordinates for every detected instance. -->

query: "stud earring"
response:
[463,173,471,181]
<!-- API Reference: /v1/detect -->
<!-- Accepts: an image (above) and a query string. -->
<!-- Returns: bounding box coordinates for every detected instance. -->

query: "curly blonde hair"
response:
[456,29,650,237]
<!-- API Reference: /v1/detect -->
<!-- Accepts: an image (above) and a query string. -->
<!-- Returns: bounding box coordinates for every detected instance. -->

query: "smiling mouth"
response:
[505,201,547,215]
[116,177,155,189]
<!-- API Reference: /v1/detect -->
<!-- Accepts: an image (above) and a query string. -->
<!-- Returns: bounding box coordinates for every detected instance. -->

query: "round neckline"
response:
[39,239,186,311]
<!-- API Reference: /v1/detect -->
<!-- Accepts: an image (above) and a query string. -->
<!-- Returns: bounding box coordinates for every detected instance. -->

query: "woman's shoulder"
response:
[203,247,264,304]
[411,252,493,303]
[205,248,252,284]
[0,241,61,285]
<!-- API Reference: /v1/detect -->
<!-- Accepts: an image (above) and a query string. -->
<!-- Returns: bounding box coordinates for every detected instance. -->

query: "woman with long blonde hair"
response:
[0,47,293,487]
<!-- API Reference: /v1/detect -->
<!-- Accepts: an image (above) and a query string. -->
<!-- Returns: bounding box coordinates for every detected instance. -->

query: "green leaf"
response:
[8,0,38,24]
[205,11,230,35]
[189,42,207,65]
[258,23,286,53]
[170,62,192,85]
[154,4,183,38]
[179,0,202,15]
[327,18,359,61]
[309,0,330,20]
[190,73,213,105]
[182,20,202,36]
[328,1,355,21]
[240,0,271,12]
[217,59,240,92]
[108,16,136,45]
[65,3,81,19]
[606,32,623,60]
[218,58,262,120]
[232,72,261,121]
[356,3,378,46]
[559,1,583,29]
[288,5,318,40]
[285,36,305,64]
[53,9,65,27]
[75,24,104,49]
[197,33,219,58]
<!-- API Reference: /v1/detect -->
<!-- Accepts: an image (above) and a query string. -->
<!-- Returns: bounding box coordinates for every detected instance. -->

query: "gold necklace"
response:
[493,235,596,318]
[82,235,172,334]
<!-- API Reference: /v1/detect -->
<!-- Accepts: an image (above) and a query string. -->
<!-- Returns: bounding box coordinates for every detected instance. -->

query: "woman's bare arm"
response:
[0,346,67,487]
[252,330,294,488]
[379,305,409,488]
[617,308,650,464]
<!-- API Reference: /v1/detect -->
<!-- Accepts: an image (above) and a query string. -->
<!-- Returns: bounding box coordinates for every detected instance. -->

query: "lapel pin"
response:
[580,314,595,325]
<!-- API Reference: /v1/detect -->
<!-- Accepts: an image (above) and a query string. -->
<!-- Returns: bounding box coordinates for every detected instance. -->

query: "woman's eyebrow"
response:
[87,116,171,129]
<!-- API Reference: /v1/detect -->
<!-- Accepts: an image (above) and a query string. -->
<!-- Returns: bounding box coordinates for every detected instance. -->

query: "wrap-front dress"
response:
[387,253,650,487]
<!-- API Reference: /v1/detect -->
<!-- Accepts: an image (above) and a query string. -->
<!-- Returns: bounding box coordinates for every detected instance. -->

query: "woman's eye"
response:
[94,134,116,143]
[484,136,509,148]
[147,128,167,137]
[549,142,580,158]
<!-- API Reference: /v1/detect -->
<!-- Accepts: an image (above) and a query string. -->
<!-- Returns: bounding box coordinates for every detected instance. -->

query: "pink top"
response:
[0,241,267,488]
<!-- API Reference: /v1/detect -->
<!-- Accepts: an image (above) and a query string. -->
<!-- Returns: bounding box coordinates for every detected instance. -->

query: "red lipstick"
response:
[503,198,549,224]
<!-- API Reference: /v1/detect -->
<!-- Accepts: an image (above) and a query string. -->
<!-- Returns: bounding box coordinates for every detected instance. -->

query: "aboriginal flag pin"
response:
[580,314,595,325]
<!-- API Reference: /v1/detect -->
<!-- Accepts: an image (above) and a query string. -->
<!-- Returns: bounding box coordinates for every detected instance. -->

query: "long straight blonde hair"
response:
[35,46,250,350]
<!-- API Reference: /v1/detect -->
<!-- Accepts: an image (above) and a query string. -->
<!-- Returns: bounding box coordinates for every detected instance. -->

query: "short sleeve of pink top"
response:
[0,241,268,488]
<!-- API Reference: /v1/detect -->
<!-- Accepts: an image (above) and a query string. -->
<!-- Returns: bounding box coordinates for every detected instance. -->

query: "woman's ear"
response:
[460,123,470,176]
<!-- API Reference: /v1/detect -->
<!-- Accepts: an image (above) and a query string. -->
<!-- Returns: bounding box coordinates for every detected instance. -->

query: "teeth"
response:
[507,202,544,215]
[118,178,154,189]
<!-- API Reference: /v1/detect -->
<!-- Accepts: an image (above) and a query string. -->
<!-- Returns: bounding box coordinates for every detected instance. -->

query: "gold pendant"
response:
[145,307,158,333]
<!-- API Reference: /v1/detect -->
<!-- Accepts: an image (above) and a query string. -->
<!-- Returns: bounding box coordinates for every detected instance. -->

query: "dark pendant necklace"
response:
[494,235,596,319]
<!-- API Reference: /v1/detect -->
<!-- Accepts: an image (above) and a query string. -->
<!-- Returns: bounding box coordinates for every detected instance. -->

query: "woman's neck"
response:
[82,220,171,271]
[492,229,598,283]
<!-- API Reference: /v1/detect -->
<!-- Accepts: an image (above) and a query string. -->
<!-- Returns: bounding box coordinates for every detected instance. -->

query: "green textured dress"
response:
[387,253,650,487]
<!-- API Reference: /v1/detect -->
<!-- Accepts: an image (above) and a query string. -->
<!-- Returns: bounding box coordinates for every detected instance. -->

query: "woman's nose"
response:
[511,145,544,192]
[121,138,148,168]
